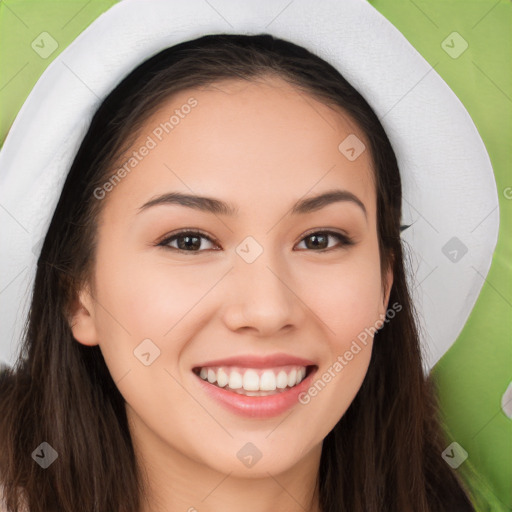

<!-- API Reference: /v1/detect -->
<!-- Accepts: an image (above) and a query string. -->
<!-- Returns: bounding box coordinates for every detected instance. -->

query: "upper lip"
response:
[193,353,317,370]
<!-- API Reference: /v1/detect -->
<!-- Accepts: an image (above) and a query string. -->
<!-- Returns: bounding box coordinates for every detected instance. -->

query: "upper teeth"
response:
[197,365,307,391]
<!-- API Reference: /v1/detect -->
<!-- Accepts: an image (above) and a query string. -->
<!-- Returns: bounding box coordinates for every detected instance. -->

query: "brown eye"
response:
[157,229,354,254]
[295,230,354,252]
[158,230,218,253]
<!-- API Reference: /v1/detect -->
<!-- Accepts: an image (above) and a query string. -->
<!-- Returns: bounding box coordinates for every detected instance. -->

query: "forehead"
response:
[104,76,376,221]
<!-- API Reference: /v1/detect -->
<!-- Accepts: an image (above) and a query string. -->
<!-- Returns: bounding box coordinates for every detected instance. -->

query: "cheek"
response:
[295,249,383,427]
[92,250,216,347]
[302,250,384,345]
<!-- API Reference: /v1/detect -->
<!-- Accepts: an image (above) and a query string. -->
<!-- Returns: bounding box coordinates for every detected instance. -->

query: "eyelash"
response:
[157,228,355,254]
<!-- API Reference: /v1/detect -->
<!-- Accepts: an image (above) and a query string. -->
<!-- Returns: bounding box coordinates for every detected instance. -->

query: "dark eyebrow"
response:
[137,189,367,220]
[290,189,367,219]
[137,192,239,216]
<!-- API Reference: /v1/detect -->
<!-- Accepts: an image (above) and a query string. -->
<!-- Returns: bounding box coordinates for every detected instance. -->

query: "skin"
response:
[70,76,393,512]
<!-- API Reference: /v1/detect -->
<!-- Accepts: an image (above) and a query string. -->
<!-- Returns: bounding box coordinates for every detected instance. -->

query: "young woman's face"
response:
[72,76,392,482]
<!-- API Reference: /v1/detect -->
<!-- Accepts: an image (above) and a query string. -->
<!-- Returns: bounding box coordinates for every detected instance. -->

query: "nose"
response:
[221,253,304,337]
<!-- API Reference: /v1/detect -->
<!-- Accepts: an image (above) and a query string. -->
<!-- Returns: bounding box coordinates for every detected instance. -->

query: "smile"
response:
[192,364,319,418]
[193,365,310,395]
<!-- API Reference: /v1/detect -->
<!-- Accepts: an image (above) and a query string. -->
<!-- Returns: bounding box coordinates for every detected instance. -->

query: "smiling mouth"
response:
[192,364,317,396]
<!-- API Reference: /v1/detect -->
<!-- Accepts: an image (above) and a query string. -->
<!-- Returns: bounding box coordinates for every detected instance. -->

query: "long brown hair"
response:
[0,33,478,512]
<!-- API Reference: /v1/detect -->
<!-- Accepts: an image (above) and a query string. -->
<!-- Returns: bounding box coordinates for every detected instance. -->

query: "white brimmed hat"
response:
[0,0,499,372]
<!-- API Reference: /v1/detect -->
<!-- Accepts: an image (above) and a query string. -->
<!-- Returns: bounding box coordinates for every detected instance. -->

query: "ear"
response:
[68,283,99,347]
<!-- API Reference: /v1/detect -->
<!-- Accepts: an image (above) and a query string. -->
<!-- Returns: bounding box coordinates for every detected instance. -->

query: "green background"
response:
[0,1,510,510]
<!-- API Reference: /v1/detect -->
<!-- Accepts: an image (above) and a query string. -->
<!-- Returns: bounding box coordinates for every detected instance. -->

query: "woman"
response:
[0,33,477,512]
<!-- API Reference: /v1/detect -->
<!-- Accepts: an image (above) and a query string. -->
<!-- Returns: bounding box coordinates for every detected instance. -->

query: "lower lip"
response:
[193,366,318,419]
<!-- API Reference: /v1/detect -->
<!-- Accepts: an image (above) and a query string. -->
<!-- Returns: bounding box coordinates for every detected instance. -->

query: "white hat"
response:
[0,0,498,372]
